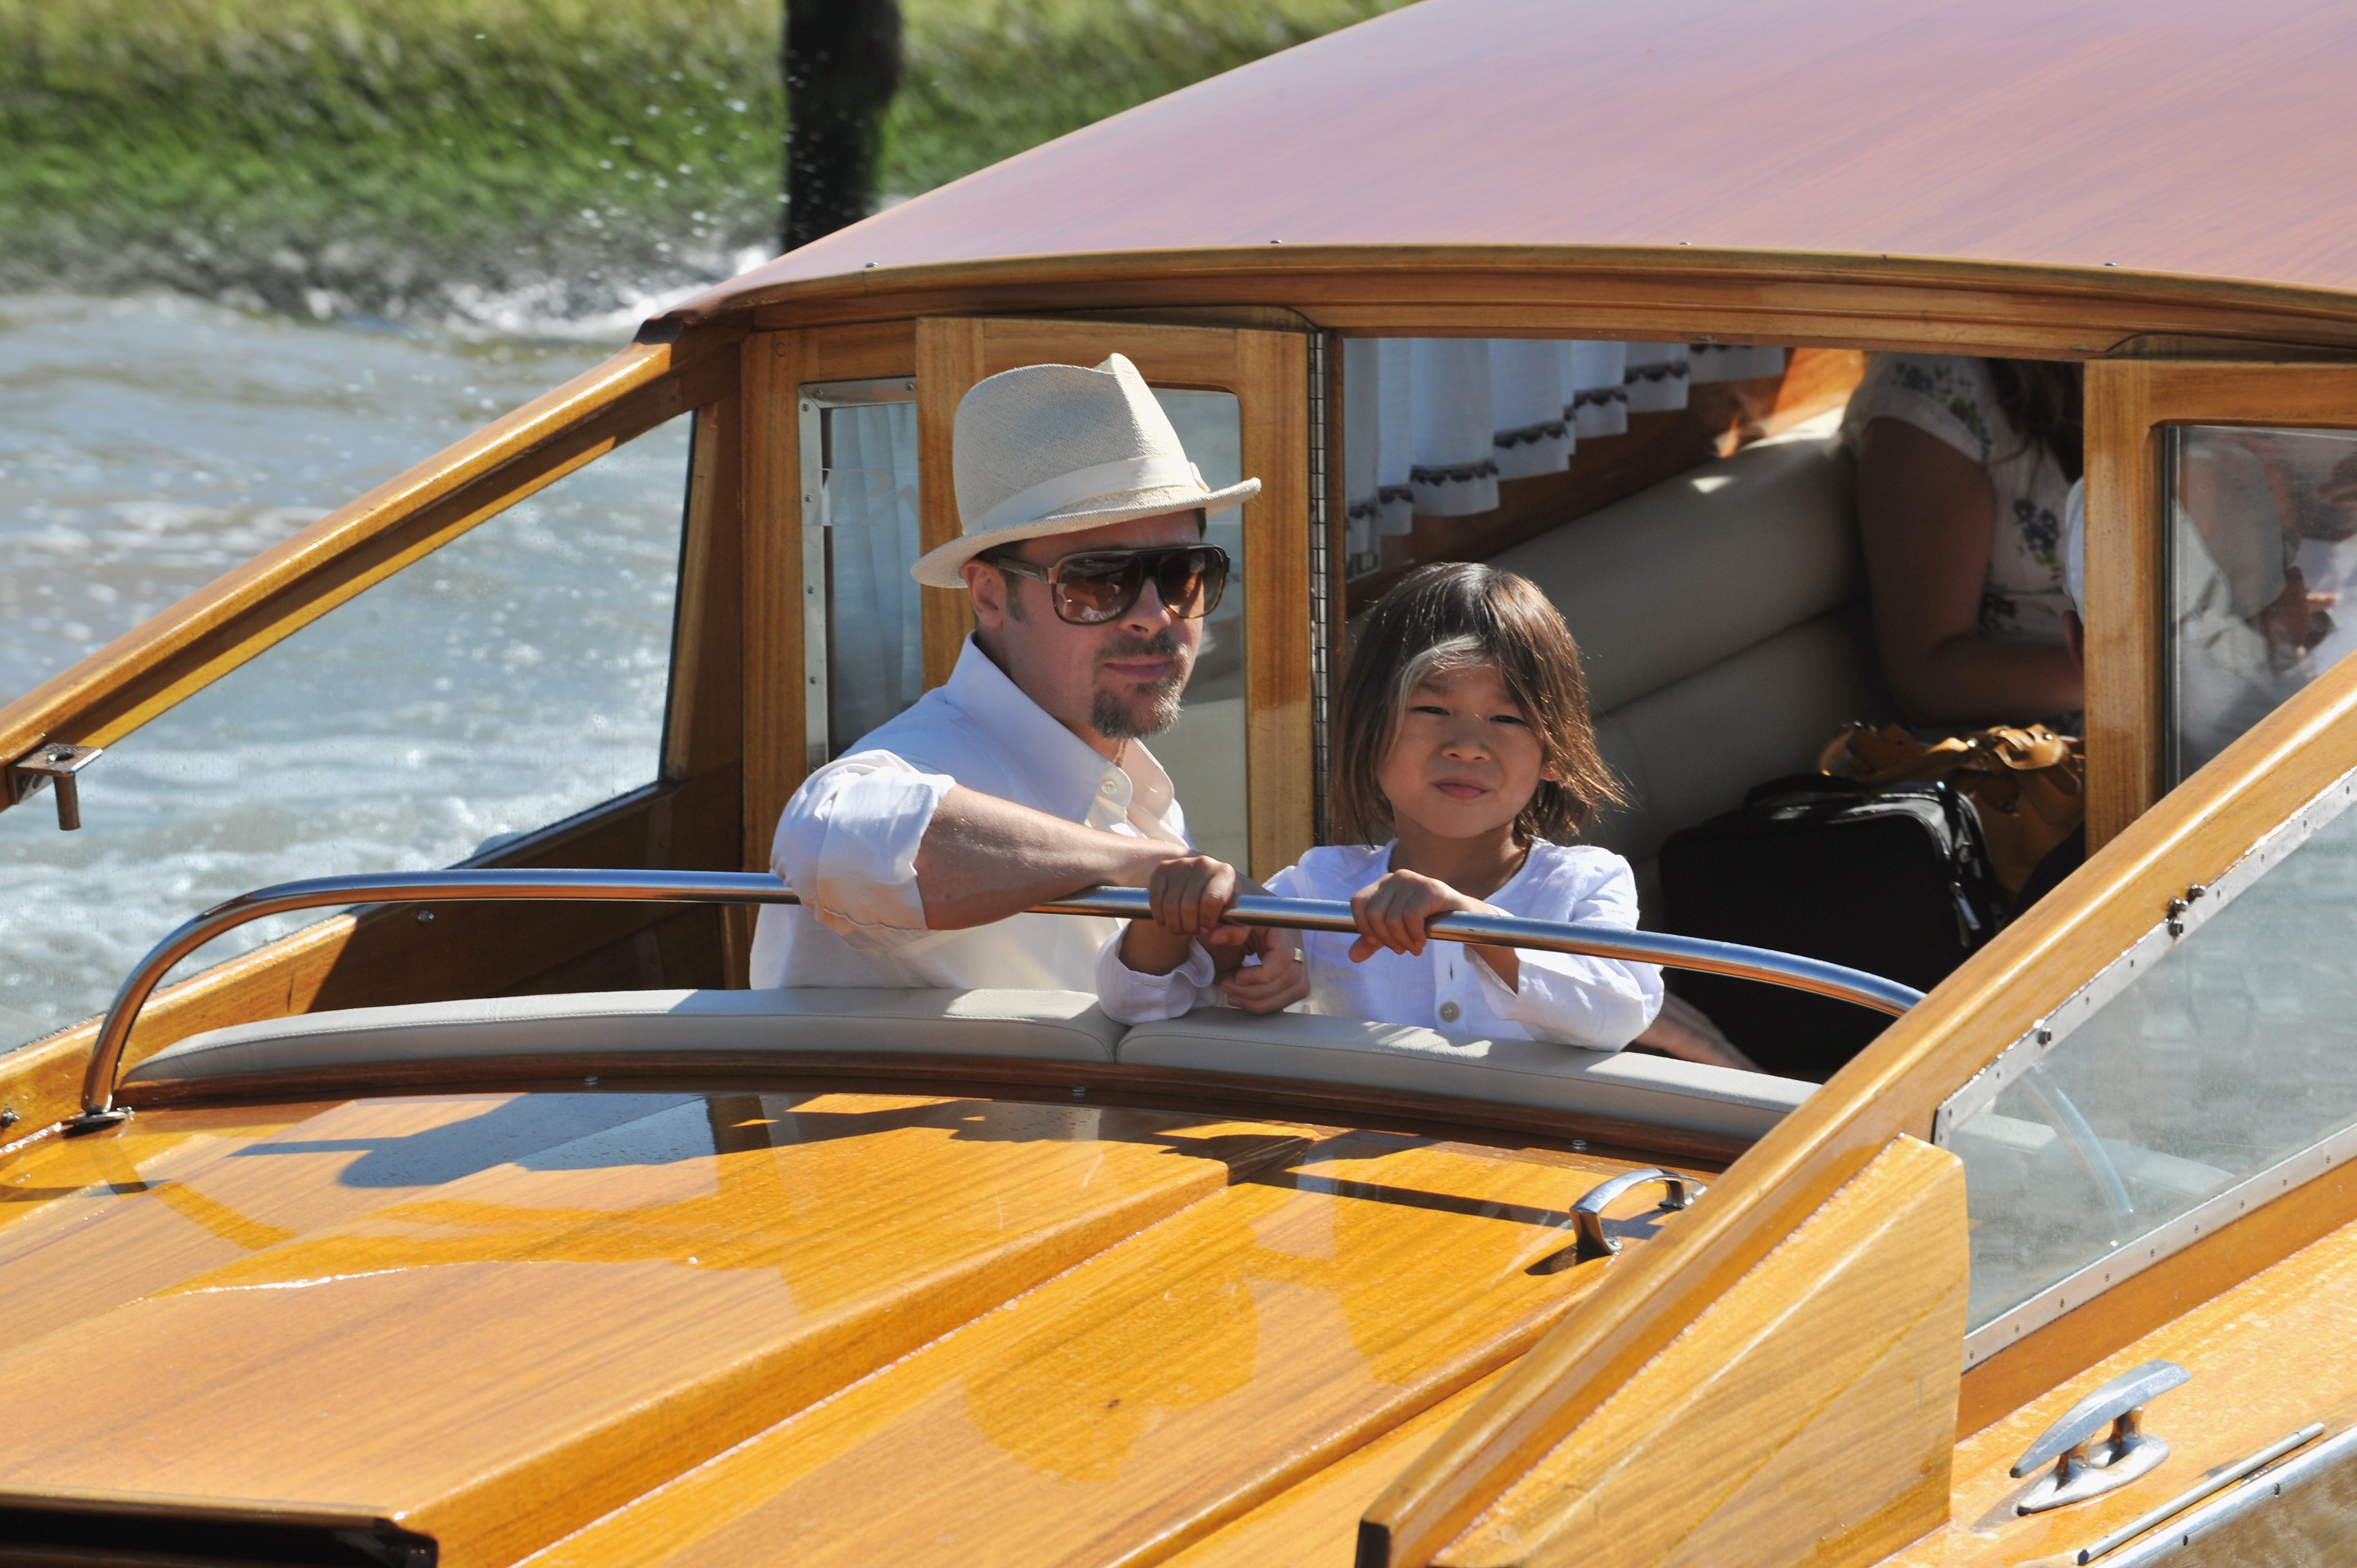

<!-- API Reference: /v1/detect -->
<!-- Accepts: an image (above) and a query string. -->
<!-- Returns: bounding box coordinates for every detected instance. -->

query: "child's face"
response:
[1376,662,1552,845]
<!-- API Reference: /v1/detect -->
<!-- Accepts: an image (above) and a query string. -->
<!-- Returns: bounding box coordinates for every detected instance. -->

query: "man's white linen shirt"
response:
[750,637,1190,991]
[1095,840,1664,1049]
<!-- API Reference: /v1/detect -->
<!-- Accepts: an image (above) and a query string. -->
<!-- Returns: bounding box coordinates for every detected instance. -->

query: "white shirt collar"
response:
[938,637,1181,840]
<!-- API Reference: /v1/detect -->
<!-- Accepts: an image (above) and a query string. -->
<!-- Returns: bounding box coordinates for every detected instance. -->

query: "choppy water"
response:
[0,293,695,1048]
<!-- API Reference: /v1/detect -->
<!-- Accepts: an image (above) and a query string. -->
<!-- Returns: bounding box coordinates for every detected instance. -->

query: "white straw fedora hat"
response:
[910,352,1260,589]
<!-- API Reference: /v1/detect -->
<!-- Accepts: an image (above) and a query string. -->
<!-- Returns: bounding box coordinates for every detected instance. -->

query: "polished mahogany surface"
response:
[689,0,2357,307]
[526,1134,1633,1567]
[0,1093,1675,1567]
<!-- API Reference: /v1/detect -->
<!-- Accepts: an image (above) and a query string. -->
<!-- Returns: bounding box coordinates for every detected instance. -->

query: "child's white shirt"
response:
[1093,840,1664,1050]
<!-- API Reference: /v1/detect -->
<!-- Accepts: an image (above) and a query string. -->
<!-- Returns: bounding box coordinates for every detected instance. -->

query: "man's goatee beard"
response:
[1092,630,1191,740]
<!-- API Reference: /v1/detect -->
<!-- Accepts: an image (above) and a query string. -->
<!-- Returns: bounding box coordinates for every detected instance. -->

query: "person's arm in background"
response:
[1856,418,2083,725]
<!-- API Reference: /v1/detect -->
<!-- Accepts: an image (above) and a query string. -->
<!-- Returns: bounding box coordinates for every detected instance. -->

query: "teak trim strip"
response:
[687,246,2357,361]
[2086,360,2357,849]
[1360,629,2357,1565]
[0,322,745,790]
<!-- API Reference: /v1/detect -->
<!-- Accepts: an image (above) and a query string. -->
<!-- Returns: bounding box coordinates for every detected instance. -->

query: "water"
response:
[0,292,693,1048]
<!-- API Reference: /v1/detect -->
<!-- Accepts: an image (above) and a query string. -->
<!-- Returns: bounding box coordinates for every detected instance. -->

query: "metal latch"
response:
[7,741,102,831]
[2013,1359,2189,1513]
[1568,1167,1705,1263]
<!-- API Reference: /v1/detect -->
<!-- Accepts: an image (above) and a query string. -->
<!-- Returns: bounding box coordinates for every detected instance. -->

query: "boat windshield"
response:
[1945,765,2357,1358]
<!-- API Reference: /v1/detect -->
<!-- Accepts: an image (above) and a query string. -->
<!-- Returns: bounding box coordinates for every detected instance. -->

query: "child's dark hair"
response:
[1330,562,1622,845]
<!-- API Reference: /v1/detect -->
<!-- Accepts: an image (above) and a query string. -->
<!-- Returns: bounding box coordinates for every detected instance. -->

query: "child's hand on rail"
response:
[1221,940,1308,1014]
[1350,870,1518,988]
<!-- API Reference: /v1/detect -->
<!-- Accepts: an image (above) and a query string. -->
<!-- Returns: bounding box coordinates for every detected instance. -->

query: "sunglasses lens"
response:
[1049,555,1145,623]
[1155,546,1227,618]
[1041,546,1231,624]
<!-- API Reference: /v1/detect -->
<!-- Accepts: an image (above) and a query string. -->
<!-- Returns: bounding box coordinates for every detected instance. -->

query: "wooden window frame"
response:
[2085,360,2357,848]
[910,316,1315,879]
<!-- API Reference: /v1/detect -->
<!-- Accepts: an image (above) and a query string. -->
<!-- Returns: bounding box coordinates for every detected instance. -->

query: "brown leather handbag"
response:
[1817,723,2086,899]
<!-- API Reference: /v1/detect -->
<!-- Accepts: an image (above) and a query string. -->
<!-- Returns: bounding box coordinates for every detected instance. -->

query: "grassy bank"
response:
[0,0,1408,320]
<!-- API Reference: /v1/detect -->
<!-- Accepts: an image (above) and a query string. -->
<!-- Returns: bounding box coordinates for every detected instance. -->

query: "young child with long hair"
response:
[1097,561,1664,1051]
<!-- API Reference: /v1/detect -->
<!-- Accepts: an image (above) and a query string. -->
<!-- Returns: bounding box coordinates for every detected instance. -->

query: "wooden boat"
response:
[9,0,2357,1561]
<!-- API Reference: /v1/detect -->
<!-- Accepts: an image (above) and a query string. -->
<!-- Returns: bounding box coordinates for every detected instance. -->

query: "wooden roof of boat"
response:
[680,0,2357,322]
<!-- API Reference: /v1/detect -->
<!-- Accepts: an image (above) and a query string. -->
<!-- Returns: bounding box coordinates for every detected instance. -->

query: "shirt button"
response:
[1438,1000,1462,1024]
[1100,778,1119,796]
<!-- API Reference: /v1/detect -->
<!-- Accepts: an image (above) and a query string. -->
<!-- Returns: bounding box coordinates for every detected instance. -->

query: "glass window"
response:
[0,414,694,1050]
[1152,390,1249,870]
[1948,772,2357,1334]
[2168,425,2357,783]
[807,391,924,756]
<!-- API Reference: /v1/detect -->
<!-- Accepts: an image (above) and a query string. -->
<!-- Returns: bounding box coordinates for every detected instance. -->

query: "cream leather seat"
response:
[125,989,1813,1142]
[1114,1009,1809,1139]
[122,987,1127,1085]
[1491,409,1892,911]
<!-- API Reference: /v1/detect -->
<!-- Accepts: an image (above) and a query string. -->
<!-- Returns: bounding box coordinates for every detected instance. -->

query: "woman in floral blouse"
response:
[1842,355,2083,726]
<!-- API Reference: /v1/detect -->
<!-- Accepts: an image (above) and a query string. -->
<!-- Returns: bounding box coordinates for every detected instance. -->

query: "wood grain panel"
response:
[1887,1200,2357,1566]
[0,768,739,1140]
[0,1094,1306,1568]
[662,404,742,784]
[2083,359,2163,850]
[0,328,742,785]
[1346,630,2357,1565]
[739,329,805,877]
[1422,1134,1964,1568]
[1234,327,1315,875]
[1169,1371,1509,1568]
[521,1135,1670,1568]
[913,317,987,689]
[913,316,1314,875]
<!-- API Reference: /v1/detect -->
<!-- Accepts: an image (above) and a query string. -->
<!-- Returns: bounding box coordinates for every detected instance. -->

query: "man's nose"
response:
[1121,574,1180,632]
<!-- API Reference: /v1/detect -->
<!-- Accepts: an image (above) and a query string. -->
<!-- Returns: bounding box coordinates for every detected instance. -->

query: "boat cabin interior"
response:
[13,0,2357,1562]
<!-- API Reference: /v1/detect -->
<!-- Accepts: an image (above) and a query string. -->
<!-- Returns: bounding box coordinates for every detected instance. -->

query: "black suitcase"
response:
[1655,775,2000,1081]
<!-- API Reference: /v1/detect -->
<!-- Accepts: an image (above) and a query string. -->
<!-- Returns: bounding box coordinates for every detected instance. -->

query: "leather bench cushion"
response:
[1493,412,1858,715]
[1586,607,1887,866]
[123,988,1126,1083]
[1114,1009,1813,1140]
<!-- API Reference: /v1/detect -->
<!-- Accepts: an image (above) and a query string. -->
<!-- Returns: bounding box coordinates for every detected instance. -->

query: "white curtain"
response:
[1341,340,1789,557]
[1622,342,1691,412]
[820,400,924,751]
[1570,341,1629,438]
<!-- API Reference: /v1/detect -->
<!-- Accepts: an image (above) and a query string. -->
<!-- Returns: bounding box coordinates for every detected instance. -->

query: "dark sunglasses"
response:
[988,543,1231,626]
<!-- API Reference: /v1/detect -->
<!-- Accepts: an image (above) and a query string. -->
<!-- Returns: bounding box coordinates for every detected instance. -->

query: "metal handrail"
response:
[70,868,1924,1126]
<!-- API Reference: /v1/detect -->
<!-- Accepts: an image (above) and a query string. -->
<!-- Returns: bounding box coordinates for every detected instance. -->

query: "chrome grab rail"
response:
[70,869,1926,1127]
[1568,1167,1706,1263]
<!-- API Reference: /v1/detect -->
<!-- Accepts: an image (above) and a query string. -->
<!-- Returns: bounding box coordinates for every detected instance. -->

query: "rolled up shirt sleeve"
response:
[1470,855,1664,1050]
[1474,948,1663,1050]
[774,751,957,935]
[1093,929,1222,1024]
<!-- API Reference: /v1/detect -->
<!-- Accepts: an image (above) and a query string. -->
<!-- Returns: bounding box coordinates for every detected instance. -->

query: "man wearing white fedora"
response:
[749,352,1299,999]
